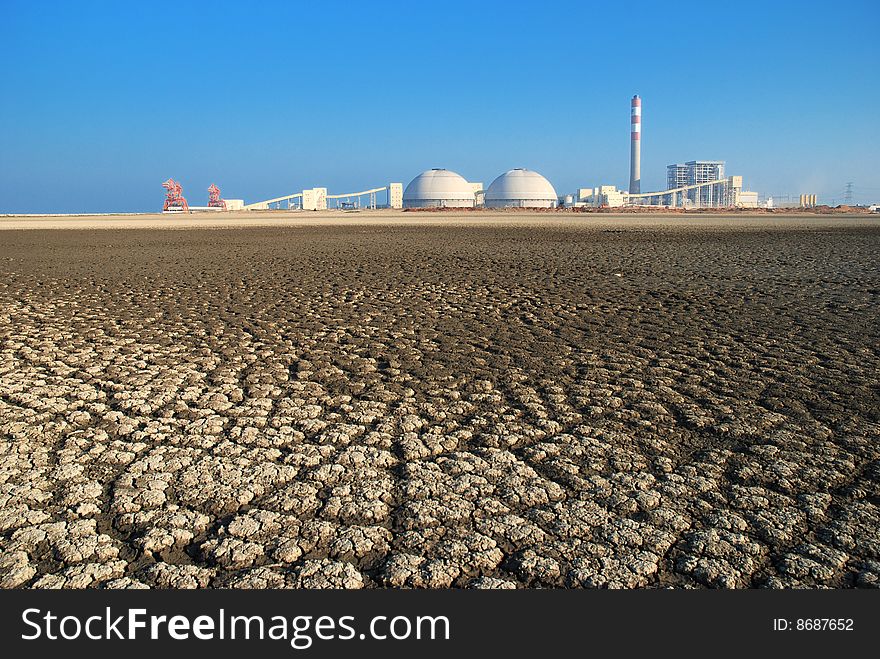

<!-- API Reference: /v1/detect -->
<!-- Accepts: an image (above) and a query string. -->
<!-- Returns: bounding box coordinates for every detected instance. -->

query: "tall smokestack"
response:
[629,95,641,194]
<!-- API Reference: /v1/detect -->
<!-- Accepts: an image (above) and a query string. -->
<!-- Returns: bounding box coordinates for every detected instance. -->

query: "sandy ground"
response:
[0,214,878,589]
[2,209,879,231]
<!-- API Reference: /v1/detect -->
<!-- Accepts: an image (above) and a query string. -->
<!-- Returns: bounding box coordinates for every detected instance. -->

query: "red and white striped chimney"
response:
[629,95,641,194]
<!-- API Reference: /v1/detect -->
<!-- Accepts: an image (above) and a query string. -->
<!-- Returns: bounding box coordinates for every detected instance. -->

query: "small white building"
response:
[584,185,626,207]
[576,188,593,203]
[314,188,327,210]
[302,189,317,210]
[389,183,403,209]
[735,191,759,208]
[302,188,328,211]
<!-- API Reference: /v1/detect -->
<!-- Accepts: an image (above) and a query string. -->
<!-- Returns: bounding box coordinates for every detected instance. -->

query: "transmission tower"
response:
[844,182,854,205]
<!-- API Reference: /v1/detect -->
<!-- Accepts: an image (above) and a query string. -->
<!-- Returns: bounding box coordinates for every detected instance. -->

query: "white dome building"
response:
[403,169,475,208]
[484,168,558,208]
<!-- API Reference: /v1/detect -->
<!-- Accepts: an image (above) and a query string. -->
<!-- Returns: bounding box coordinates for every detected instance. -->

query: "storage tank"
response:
[403,169,475,208]
[484,169,557,208]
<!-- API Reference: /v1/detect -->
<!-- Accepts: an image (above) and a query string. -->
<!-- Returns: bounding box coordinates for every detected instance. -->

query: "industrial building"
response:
[663,162,726,205]
[666,164,689,191]
[163,93,764,213]
[629,95,641,194]
[574,98,758,209]
[403,169,477,208]
[799,194,818,208]
[241,184,402,210]
[577,186,626,208]
[687,161,725,205]
[737,191,759,207]
[686,161,725,182]
[576,174,758,209]
[484,169,557,208]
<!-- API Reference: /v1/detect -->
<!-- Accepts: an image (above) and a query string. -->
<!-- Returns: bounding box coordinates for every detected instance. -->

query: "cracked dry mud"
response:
[1,217,878,589]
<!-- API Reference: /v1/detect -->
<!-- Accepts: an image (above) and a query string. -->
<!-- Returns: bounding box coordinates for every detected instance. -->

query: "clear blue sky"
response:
[2,0,878,212]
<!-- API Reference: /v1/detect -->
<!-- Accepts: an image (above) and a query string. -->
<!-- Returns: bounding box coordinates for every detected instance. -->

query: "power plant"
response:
[581,99,759,209]
[161,94,774,213]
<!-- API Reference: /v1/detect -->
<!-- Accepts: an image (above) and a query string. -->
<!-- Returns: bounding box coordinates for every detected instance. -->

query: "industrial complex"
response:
[160,95,802,213]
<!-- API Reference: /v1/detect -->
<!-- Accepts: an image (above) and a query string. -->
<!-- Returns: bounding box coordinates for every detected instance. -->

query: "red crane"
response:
[162,178,189,212]
[207,183,226,210]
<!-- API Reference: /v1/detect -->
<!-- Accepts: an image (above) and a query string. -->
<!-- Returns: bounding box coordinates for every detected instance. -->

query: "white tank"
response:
[403,169,475,208]
[484,169,557,208]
